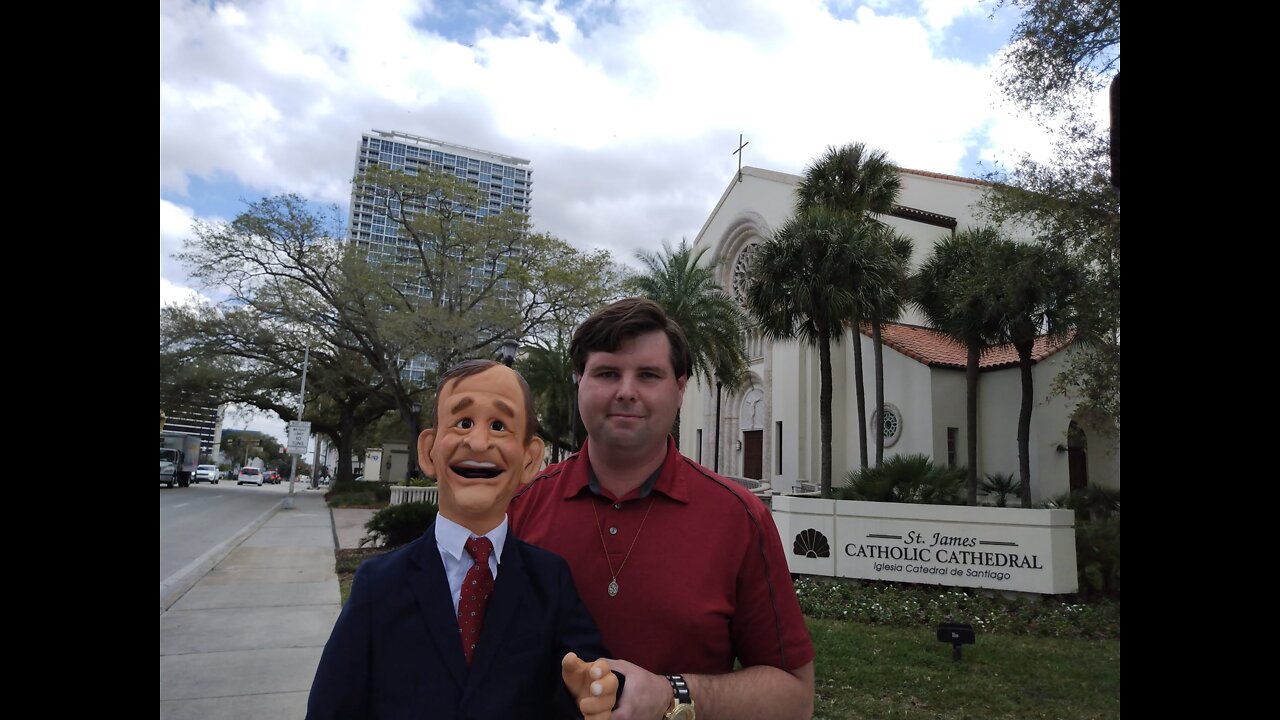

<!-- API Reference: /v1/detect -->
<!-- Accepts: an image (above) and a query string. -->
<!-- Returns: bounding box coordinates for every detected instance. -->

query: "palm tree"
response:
[837,454,966,505]
[515,336,578,462]
[979,472,1022,507]
[797,142,903,217]
[796,143,904,469]
[744,207,893,496]
[629,239,749,448]
[987,240,1081,508]
[912,226,1006,505]
[863,227,914,465]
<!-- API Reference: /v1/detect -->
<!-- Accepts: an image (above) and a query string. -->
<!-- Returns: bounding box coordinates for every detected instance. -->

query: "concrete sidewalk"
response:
[160,492,377,720]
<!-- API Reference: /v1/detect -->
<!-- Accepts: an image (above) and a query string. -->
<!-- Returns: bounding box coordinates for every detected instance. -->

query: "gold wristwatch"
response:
[663,674,695,719]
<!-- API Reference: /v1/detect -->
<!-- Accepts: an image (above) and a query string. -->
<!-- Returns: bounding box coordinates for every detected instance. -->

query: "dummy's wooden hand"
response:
[562,652,618,720]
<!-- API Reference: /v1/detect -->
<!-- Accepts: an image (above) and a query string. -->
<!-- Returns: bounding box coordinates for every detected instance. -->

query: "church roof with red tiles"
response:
[857,322,1072,370]
[898,168,994,188]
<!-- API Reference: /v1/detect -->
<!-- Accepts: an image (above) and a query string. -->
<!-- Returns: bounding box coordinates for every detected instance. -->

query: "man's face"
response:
[577,329,687,456]
[418,365,544,534]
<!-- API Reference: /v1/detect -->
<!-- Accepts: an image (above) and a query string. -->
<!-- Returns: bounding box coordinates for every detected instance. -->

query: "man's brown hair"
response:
[431,359,540,441]
[570,298,692,379]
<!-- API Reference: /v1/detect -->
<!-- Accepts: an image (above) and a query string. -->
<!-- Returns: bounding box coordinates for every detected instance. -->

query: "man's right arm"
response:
[605,659,814,720]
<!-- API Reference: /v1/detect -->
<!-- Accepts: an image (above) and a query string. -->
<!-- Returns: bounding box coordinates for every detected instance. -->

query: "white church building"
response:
[679,166,1120,503]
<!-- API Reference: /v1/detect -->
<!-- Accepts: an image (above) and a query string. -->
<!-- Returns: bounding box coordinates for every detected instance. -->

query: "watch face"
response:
[669,705,695,720]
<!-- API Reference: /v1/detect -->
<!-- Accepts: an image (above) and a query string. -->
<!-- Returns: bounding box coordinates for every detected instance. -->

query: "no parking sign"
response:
[287,421,311,455]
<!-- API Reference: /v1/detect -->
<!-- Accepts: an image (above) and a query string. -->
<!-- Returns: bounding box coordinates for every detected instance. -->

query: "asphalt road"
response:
[159,480,309,585]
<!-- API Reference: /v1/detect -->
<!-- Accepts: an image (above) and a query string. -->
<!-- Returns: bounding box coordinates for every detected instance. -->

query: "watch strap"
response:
[611,670,625,711]
[666,674,692,704]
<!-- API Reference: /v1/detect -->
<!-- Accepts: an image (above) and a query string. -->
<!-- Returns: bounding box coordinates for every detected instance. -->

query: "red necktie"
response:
[458,536,495,665]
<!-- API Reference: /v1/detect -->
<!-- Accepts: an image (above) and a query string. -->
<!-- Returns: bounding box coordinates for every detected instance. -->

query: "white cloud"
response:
[160,0,1085,287]
[160,277,203,308]
[160,198,223,307]
[917,0,988,31]
[161,0,1115,458]
[159,199,196,284]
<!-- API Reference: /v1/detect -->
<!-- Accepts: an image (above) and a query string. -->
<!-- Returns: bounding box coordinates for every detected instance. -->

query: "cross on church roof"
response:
[732,133,750,182]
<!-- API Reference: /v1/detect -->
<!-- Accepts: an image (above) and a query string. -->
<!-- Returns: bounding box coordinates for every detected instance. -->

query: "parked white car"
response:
[194,465,221,484]
[237,467,263,486]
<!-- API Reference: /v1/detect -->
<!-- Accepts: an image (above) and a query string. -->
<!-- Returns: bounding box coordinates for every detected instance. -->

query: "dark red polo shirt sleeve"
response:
[730,494,816,672]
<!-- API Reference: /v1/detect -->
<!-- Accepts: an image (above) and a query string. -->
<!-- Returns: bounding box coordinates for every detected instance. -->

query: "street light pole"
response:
[283,343,310,510]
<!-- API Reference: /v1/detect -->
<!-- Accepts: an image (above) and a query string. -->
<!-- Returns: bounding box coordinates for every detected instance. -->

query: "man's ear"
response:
[520,435,546,484]
[417,428,437,479]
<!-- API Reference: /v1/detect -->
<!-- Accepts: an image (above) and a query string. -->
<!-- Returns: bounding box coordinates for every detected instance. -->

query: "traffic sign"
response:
[287,421,311,455]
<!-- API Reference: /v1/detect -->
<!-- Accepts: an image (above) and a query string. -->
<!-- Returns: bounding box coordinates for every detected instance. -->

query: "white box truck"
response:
[160,431,201,488]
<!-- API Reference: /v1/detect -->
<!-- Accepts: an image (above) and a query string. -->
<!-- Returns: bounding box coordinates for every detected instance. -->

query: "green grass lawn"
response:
[809,618,1119,719]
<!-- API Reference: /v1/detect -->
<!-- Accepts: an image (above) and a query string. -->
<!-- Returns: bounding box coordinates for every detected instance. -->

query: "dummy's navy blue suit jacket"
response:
[306,520,608,720]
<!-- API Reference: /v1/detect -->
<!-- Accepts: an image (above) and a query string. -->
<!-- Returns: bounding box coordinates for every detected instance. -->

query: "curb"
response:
[159,498,283,615]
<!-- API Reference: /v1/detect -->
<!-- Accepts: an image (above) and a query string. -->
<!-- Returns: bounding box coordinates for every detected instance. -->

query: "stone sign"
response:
[772,496,1078,595]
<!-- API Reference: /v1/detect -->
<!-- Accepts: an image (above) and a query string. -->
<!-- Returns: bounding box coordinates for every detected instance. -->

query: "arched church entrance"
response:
[740,387,764,480]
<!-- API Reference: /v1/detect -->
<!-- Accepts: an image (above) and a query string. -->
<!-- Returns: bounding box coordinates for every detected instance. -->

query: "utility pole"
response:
[283,344,310,510]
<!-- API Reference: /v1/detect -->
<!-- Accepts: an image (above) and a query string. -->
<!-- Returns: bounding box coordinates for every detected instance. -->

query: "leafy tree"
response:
[357,165,530,357]
[358,168,629,450]
[181,193,480,479]
[355,166,534,455]
[520,236,630,344]
[912,226,1007,504]
[514,240,627,460]
[160,337,237,414]
[982,0,1120,430]
[161,283,398,483]
[221,429,284,467]
[745,207,894,496]
[161,288,399,479]
[220,431,257,466]
[629,239,749,449]
[988,0,1120,123]
[794,143,903,470]
[179,188,620,481]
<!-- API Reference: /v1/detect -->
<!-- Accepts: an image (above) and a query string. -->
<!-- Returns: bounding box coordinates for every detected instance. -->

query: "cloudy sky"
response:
[160,0,1081,441]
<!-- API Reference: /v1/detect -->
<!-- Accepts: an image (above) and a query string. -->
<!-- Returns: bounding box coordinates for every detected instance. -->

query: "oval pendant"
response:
[608,579,619,597]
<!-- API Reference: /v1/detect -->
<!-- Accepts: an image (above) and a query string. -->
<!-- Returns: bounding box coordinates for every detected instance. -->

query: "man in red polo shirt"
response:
[510,298,814,720]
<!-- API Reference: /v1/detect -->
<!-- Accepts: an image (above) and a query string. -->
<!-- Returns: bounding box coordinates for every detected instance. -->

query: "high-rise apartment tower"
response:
[347,130,532,383]
[348,129,532,260]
